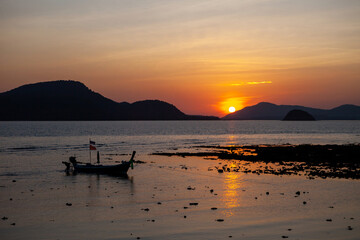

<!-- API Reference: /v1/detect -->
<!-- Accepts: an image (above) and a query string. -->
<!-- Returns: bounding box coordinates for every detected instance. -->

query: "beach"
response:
[0,121,359,239]
[1,153,359,240]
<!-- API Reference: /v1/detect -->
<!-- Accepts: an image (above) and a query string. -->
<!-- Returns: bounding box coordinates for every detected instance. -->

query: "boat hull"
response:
[73,162,131,175]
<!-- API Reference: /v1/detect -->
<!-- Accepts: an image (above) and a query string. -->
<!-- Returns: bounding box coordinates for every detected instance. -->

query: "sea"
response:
[0,120,359,240]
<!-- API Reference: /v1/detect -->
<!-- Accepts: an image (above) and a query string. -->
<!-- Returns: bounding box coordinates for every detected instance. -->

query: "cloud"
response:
[231,81,272,86]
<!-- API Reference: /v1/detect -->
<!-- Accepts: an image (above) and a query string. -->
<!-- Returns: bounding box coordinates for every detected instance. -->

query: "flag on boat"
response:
[89,139,96,150]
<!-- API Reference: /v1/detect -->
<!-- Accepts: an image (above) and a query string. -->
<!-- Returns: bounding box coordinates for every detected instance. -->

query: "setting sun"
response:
[229,106,236,113]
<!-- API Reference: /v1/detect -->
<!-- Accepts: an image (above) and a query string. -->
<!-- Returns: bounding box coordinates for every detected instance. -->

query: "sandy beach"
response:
[1,152,359,240]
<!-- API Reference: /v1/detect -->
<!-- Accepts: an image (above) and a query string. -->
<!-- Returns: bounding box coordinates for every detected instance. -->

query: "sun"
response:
[229,106,236,113]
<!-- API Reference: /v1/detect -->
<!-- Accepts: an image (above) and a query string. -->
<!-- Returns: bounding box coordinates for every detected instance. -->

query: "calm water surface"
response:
[1,120,359,155]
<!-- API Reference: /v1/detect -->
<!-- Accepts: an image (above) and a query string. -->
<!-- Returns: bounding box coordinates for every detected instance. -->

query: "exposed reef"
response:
[152,144,360,179]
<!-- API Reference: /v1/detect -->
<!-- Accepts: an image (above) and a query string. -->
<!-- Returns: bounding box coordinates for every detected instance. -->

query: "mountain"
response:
[223,102,360,120]
[0,80,219,121]
[283,109,316,121]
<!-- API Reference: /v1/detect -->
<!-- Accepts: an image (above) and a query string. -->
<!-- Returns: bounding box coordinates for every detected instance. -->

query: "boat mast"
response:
[89,138,91,164]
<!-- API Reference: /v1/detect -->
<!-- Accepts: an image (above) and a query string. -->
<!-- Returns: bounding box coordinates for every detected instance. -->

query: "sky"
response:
[1,0,360,117]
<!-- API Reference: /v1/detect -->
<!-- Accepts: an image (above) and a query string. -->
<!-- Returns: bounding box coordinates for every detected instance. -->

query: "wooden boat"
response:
[63,151,136,175]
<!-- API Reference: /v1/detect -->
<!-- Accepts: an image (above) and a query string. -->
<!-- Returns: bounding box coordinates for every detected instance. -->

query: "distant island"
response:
[223,102,360,120]
[1,80,359,121]
[0,80,218,121]
[283,109,316,121]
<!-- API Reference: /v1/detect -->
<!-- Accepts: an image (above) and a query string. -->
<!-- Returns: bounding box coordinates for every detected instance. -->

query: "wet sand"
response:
[1,153,359,240]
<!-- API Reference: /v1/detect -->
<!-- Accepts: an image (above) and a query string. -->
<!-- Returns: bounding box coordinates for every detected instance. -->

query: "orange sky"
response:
[1,0,360,117]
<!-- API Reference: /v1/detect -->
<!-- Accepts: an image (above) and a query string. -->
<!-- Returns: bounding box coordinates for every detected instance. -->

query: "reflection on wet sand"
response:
[221,171,245,217]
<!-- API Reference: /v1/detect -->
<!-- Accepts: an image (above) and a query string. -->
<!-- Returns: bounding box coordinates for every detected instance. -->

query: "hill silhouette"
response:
[283,109,316,121]
[0,80,219,121]
[223,102,360,120]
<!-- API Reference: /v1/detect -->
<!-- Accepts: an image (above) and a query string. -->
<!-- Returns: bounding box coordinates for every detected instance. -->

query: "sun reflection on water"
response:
[221,172,245,217]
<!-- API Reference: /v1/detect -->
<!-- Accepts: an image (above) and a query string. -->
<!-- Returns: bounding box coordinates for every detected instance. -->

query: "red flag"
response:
[90,145,96,150]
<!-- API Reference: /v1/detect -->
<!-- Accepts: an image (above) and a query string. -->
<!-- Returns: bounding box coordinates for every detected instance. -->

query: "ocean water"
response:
[1,120,359,155]
[0,121,359,240]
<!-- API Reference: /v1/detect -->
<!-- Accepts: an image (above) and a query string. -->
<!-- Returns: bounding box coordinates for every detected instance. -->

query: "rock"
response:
[303,201,307,205]
[157,202,162,205]
[347,226,353,230]
[218,169,224,173]
[326,219,332,222]
[295,191,300,195]
[281,236,288,239]
[11,223,16,226]
[211,207,218,210]
[2,216,8,220]
[141,208,150,211]
[266,192,269,195]
[189,203,198,206]
[216,219,224,222]
[66,203,72,206]
[283,109,315,121]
